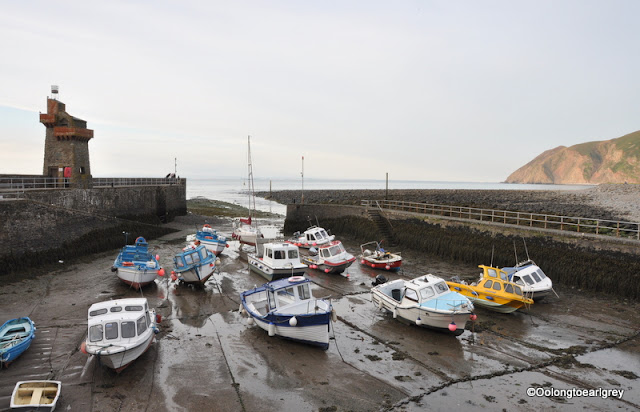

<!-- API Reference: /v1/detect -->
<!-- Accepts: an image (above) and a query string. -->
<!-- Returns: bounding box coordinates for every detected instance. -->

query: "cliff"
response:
[505,130,640,184]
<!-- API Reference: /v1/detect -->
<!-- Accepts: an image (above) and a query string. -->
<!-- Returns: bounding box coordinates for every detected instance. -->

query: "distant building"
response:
[40,96,94,188]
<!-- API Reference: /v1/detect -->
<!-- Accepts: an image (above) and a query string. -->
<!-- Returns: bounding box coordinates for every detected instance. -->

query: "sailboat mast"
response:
[247,136,256,219]
[301,155,304,204]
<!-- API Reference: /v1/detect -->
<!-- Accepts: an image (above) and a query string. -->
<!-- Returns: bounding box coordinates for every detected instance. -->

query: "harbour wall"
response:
[0,185,186,276]
[285,203,640,300]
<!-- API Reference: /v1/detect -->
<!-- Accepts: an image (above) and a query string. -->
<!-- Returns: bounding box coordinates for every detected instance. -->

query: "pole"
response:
[385,172,388,200]
[174,158,177,175]
[301,155,305,204]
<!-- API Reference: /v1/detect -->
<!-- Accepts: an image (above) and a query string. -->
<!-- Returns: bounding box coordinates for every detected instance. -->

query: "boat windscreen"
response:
[288,249,299,259]
[420,286,435,299]
[434,282,449,294]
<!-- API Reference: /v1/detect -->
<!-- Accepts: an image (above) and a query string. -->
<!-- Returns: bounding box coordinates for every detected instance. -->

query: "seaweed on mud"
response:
[612,370,639,379]
[391,351,406,361]
[365,354,382,361]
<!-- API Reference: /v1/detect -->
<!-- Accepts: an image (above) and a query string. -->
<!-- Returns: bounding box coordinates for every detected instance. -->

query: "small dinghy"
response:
[10,380,61,411]
[371,274,475,335]
[0,317,35,367]
[240,276,336,349]
[359,241,402,271]
[188,223,229,256]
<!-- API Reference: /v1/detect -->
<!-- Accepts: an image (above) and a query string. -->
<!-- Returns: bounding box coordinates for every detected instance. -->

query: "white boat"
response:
[111,237,165,290]
[301,240,355,275]
[502,260,554,301]
[10,380,61,411]
[82,298,159,372]
[371,274,475,335]
[248,242,307,281]
[171,244,219,286]
[240,276,335,349]
[187,223,229,256]
[359,241,403,271]
[287,225,335,249]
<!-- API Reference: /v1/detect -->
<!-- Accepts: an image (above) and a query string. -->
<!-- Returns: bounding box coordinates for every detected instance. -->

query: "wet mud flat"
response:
[1,215,639,411]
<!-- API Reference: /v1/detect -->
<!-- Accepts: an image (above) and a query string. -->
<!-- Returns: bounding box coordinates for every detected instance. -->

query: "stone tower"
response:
[40,94,94,188]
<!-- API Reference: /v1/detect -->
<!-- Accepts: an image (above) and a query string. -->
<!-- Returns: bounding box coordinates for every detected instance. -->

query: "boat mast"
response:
[301,155,304,204]
[247,136,256,222]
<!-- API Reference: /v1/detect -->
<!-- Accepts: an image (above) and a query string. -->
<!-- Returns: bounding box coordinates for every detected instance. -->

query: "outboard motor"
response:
[372,274,388,286]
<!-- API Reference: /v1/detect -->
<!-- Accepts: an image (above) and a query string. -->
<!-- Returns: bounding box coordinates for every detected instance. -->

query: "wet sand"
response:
[1,214,639,411]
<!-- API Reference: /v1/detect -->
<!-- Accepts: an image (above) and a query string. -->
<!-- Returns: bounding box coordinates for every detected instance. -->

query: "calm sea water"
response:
[186,178,593,216]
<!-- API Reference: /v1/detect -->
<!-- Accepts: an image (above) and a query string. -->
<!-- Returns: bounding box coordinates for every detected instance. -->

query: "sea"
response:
[186,177,594,217]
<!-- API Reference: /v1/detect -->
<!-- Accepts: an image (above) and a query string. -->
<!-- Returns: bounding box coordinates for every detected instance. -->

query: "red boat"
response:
[358,241,402,271]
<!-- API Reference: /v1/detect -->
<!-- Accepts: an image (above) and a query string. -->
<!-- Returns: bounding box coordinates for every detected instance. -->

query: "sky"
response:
[1,1,639,182]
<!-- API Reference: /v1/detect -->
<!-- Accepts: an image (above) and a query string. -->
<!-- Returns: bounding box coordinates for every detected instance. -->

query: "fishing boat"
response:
[287,225,335,249]
[301,240,355,275]
[171,243,219,285]
[359,241,402,271]
[502,260,554,301]
[446,265,534,313]
[111,236,165,289]
[0,317,35,367]
[248,242,307,281]
[187,223,229,256]
[10,380,61,411]
[82,298,159,372]
[371,274,475,335]
[240,276,335,349]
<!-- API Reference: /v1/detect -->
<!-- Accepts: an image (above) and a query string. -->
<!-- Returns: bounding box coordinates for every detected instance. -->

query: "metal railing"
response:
[0,177,70,191]
[362,199,640,240]
[92,177,185,187]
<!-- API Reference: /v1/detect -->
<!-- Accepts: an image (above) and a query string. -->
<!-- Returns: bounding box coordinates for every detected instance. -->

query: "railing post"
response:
[544,215,547,229]
[517,212,520,226]
[616,222,620,237]
[596,220,599,235]
[491,210,494,222]
[577,218,580,232]
[560,216,564,231]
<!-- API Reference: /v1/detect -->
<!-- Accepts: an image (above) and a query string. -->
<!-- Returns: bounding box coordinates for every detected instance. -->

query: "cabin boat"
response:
[301,241,355,275]
[188,223,229,256]
[83,298,159,372]
[287,226,335,249]
[10,380,61,411]
[359,241,402,271]
[446,265,534,313]
[248,242,307,281]
[171,244,218,285]
[502,260,554,301]
[0,317,35,367]
[240,276,335,349]
[111,237,165,289]
[371,275,474,335]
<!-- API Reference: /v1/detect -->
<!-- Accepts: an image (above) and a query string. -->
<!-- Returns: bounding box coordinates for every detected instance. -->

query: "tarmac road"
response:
[1,215,638,411]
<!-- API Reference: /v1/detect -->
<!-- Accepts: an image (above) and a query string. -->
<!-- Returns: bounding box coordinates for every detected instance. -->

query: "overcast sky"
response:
[1,1,639,182]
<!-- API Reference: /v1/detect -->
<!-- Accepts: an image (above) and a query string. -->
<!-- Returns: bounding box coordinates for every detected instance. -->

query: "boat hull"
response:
[177,266,214,285]
[360,257,402,271]
[302,257,355,274]
[199,240,227,256]
[466,296,524,313]
[250,314,331,349]
[115,267,157,289]
[87,332,155,372]
[371,291,470,335]
[248,258,306,282]
[10,380,61,412]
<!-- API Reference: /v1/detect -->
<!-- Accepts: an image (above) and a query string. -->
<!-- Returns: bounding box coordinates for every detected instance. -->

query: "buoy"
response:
[247,317,254,325]
[289,316,298,326]
[385,265,391,270]
[288,276,305,283]
[470,313,478,321]
[171,274,178,282]
[448,322,457,332]
[157,268,165,277]
[313,242,317,246]
[156,254,160,260]
[239,303,244,313]
[416,317,422,326]
[210,263,214,267]
[80,341,88,354]
[331,308,337,322]
[156,314,162,323]
[378,299,383,310]
[324,268,330,273]
[361,259,365,265]
[225,244,230,248]
[268,322,275,336]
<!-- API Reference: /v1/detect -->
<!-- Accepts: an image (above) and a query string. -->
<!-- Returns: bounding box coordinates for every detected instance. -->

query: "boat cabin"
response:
[265,278,312,310]
[297,226,331,244]
[477,265,525,297]
[87,298,153,345]
[261,243,301,267]
[174,245,211,270]
[504,264,549,288]
[310,241,347,259]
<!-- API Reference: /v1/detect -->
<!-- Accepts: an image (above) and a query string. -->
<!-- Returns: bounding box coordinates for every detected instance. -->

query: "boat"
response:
[358,241,402,271]
[187,223,229,256]
[301,240,355,275]
[10,381,61,411]
[248,242,307,281]
[0,317,35,367]
[446,265,534,313]
[232,136,265,248]
[111,236,165,289]
[502,259,554,301]
[371,274,475,335]
[171,243,219,285]
[287,225,335,249]
[240,276,335,349]
[82,298,159,372]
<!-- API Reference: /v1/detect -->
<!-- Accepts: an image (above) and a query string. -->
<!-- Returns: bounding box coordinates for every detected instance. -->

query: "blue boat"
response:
[0,317,35,367]
[171,244,218,286]
[111,236,165,289]
[187,224,229,256]
[240,276,335,349]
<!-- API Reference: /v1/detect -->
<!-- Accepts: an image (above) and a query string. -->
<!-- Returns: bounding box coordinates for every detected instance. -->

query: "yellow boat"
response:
[446,265,534,313]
